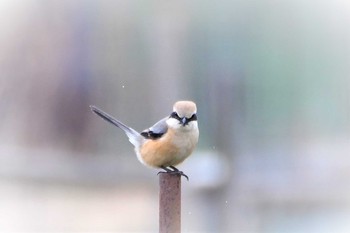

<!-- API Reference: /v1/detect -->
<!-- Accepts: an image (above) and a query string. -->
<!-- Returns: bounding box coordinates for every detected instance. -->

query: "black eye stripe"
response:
[170,112,182,121]
[170,112,197,122]
[188,113,197,122]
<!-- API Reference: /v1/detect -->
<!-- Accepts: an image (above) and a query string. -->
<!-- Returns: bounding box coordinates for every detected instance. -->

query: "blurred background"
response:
[0,0,349,232]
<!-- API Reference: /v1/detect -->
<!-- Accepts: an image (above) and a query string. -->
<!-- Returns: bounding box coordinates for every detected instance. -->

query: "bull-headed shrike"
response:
[90,101,199,180]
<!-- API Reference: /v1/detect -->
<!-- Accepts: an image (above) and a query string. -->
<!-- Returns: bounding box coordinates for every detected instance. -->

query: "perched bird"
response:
[90,101,199,180]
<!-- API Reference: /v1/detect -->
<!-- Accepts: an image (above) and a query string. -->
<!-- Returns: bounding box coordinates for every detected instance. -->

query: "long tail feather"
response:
[90,105,143,147]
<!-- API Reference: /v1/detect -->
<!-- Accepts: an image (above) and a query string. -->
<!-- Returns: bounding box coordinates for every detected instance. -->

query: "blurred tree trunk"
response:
[148,3,190,116]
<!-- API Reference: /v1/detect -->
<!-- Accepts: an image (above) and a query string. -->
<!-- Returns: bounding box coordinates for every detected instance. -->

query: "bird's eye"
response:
[170,112,181,121]
[188,114,197,122]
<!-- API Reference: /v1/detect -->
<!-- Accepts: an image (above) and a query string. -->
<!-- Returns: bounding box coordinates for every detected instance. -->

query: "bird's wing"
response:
[140,117,168,139]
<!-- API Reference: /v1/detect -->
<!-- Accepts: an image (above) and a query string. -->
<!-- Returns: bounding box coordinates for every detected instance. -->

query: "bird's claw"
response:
[157,170,189,181]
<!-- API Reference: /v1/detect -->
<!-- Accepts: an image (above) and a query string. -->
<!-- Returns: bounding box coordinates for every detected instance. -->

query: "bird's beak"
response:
[181,117,188,126]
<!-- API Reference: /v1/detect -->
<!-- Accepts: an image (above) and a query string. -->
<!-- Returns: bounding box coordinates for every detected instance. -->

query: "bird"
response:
[90,101,199,180]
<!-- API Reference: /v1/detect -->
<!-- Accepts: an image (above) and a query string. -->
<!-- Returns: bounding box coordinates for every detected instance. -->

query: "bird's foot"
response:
[157,166,189,181]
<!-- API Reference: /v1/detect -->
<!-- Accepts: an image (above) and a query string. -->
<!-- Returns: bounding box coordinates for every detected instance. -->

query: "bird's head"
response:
[167,101,198,130]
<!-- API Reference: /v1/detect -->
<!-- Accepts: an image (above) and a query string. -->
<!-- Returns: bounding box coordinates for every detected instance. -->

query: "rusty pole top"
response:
[159,173,181,233]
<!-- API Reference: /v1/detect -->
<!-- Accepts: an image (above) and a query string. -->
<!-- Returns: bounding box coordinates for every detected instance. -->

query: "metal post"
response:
[159,173,181,233]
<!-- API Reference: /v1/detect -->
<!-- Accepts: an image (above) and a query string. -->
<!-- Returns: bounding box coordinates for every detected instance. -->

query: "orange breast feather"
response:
[140,128,190,167]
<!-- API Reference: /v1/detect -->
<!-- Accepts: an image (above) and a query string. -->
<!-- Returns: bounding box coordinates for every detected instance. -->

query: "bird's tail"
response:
[90,105,144,148]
